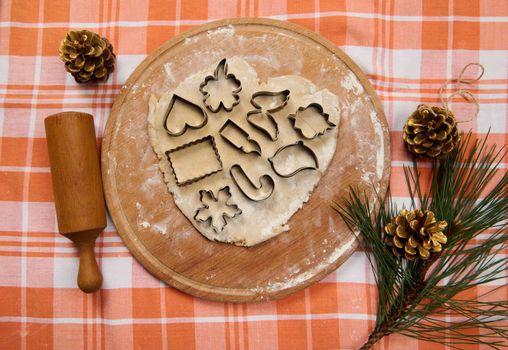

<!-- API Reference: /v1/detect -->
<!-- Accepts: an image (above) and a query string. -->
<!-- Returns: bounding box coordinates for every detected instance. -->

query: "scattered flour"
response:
[207,24,235,38]
[369,110,385,180]
[256,234,356,293]
[164,63,175,82]
[183,36,198,45]
[341,71,364,95]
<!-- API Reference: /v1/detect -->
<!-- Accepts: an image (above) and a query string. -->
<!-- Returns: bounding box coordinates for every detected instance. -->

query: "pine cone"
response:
[59,30,115,83]
[403,105,460,159]
[384,209,447,261]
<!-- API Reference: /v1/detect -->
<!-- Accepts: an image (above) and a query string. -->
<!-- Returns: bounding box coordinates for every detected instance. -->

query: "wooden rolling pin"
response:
[45,112,106,293]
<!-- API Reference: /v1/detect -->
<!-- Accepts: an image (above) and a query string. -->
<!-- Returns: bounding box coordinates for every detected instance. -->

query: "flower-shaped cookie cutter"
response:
[199,58,242,113]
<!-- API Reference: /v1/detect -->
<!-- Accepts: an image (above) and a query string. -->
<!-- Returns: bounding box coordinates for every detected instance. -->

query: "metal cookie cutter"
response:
[250,90,290,112]
[199,58,242,113]
[165,135,223,186]
[230,164,274,201]
[268,140,319,178]
[194,186,242,233]
[246,110,279,141]
[219,119,262,156]
[246,90,290,141]
[163,94,208,137]
[288,103,336,139]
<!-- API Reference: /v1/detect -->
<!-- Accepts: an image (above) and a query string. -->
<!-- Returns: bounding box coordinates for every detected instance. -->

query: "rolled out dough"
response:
[148,57,340,246]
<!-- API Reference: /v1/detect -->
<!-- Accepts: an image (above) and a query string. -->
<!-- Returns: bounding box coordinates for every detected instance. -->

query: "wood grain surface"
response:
[101,18,391,302]
[45,112,105,293]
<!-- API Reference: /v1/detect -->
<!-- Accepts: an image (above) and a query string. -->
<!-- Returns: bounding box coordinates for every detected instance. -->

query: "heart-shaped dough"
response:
[148,57,340,246]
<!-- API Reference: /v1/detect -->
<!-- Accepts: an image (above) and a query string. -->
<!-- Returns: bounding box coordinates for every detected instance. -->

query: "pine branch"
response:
[334,132,508,349]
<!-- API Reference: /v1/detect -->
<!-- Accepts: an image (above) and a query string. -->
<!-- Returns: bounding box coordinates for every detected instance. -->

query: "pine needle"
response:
[334,132,508,349]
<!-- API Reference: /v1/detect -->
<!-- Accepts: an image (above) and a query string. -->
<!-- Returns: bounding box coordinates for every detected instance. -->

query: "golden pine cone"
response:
[403,105,460,159]
[59,30,115,83]
[384,209,447,261]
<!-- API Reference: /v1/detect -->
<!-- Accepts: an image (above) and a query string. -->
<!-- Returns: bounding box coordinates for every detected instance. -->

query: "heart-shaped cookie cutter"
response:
[162,94,208,137]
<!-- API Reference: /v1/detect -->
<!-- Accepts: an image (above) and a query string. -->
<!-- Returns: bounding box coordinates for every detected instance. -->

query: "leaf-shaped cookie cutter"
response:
[165,135,223,186]
[230,164,274,201]
[246,110,279,141]
[199,58,242,113]
[250,90,290,112]
[193,186,242,233]
[268,140,319,178]
[245,90,290,142]
[219,119,262,156]
[162,94,208,137]
[288,103,336,139]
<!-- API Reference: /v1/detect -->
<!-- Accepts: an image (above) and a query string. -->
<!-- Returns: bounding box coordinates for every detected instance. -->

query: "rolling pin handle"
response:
[75,231,103,293]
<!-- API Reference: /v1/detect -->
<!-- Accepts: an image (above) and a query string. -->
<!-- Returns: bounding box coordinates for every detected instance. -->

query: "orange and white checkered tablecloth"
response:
[1,1,507,349]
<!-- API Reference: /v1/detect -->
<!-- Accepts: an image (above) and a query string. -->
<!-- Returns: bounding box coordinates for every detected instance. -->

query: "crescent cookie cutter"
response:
[199,58,242,113]
[246,90,290,142]
[268,140,319,178]
[219,119,262,156]
[163,94,208,137]
[193,186,242,233]
[230,164,274,201]
[288,103,336,139]
[165,135,223,186]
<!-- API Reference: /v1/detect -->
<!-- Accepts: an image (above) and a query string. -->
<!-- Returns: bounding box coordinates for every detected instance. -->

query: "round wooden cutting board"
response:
[102,18,390,302]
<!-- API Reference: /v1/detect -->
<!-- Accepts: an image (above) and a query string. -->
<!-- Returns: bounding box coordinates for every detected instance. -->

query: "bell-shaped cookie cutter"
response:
[162,94,208,137]
[230,164,274,201]
[199,58,242,113]
[268,140,319,178]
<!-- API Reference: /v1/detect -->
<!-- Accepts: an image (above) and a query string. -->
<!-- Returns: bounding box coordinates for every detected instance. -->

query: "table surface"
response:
[1,1,507,349]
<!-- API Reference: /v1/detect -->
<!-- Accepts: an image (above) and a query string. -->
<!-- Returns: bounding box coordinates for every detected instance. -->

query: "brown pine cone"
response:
[59,30,115,83]
[384,209,448,261]
[403,105,460,159]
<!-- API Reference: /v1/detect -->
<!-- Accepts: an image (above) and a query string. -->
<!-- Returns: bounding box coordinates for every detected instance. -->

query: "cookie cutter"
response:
[288,103,336,139]
[219,119,262,156]
[165,135,223,186]
[268,140,319,178]
[163,94,208,137]
[199,58,242,113]
[250,90,290,112]
[245,90,290,142]
[230,164,274,201]
[193,186,242,233]
[246,110,279,141]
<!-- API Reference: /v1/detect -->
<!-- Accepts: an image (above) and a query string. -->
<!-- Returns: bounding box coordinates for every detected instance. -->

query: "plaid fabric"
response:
[1,0,507,349]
